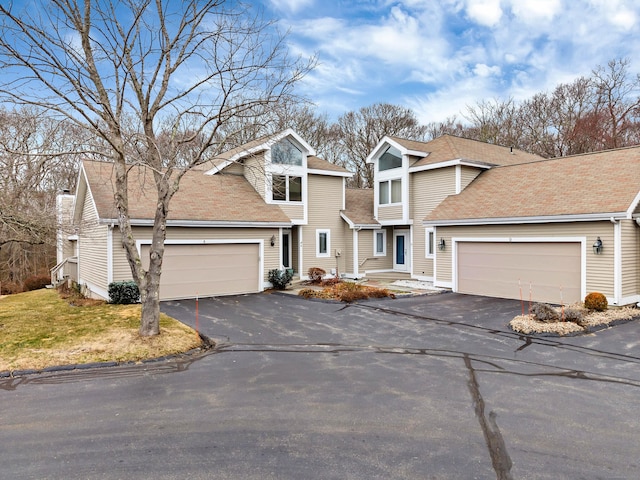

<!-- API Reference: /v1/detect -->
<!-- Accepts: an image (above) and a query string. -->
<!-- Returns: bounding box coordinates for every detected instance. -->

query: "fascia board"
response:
[424,212,628,227]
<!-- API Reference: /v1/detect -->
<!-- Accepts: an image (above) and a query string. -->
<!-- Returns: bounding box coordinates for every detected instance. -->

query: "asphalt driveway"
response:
[2,291,640,479]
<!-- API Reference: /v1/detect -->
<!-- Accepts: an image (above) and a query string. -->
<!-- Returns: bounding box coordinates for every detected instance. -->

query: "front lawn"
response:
[0,289,202,372]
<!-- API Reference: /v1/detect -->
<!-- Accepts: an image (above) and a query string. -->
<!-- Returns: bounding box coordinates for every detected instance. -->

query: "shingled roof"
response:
[388,134,545,168]
[425,145,640,224]
[307,156,352,175]
[341,189,379,227]
[82,160,291,225]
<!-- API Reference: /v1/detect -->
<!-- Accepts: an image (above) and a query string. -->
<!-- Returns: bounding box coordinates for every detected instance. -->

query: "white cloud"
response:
[465,0,503,27]
[473,63,501,77]
[508,0,561,22]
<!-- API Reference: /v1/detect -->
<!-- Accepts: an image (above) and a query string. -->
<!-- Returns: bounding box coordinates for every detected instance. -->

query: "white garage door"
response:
[457,242,581,304]
[142,243,260,301]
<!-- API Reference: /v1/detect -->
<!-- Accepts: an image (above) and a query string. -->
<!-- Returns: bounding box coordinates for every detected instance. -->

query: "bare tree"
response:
[0,0,313,335]
[335,103,428,187]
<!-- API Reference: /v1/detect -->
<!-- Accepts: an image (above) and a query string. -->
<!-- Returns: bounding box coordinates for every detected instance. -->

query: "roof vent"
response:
[510,146,514,154]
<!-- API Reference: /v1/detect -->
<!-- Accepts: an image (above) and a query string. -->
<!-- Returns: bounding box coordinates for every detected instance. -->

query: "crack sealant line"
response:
[352,303,640,365]
[464,353,514,480]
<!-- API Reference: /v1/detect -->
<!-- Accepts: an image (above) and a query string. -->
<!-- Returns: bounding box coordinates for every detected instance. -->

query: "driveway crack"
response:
[464,353,513,480]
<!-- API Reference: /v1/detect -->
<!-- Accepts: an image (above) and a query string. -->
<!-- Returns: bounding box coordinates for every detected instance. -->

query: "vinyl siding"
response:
[277,203,304,222]
[435,221,615,297]
[621,219,640,298]
[301,174,346,276]
[460,166,482,190]
[222,161,244,175]
[359,228,393,272]
[411,168,457,278]
[243,153,266,199]
[112,226,281,282]
[78,188,108,296]
[378,204,403,221]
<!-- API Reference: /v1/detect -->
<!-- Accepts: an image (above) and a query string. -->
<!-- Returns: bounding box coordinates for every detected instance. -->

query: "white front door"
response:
[393,230,410,271]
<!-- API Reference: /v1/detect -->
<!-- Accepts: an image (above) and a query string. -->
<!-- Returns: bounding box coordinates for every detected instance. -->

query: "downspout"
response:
[353,227,360,278]
[611,217,621,305]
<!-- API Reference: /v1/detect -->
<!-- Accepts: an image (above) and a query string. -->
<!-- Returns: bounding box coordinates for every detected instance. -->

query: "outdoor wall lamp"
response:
[270,235,276,247]
[438,238,446,251]
[593,236,603,254]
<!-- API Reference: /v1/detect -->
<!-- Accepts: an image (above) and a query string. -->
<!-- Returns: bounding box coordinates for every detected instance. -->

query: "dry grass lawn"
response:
[0,289,203,372]
[510,303,639,335]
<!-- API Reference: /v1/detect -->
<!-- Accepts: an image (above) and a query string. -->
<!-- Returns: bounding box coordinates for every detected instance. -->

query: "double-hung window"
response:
[379,179,402,204]
[272,175,302,202]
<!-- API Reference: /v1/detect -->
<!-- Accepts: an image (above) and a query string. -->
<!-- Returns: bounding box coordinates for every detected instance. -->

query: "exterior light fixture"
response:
[592,237,603,254]
[438,238,446,251]
[270,235,276,247]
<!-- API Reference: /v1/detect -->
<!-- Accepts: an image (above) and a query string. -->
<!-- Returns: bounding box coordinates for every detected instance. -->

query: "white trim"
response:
[618,294,640,306]
[435,280,454,289]
[426,213,628,227]
[107,225,113,285]
[205,129,316,174]
[373,229,387,256]
[316,229,331,258]
[364,268,396,274]
[365,136,428,164]
[408,158,494,174]
[455,165,462,194]
[81,280,109,302]
[450,236,587,301]
[626,190,640,217]
[135,238,265,292]
[353,228,359,277]
[102,219,292,228]
[614,220,622,303]
[393,229,410,271]
[307,168,352,178]
[379,219,413,226]
[425,227,435,258]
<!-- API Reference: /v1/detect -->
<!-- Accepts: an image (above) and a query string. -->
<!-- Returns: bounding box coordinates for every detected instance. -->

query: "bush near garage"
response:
[268,268,294,290]
[299,282,395,302]
[584,292,608,311]
[108,281,140,304]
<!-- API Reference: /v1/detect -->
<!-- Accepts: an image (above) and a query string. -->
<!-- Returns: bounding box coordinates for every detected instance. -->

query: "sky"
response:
[258,0,640,124]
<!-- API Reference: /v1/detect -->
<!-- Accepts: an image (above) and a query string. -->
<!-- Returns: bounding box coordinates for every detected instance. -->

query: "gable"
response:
[426,145,640,224]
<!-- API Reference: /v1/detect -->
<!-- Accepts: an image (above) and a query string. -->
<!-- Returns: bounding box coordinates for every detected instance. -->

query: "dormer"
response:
[367,136,428,224]
[205,129,316,224]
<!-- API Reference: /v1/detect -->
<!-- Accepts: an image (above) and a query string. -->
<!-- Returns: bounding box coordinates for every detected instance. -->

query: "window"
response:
[425,227,435,257]
[272,137,303,166]
[378,145,402,171]
[316,229,330,257]
[379,179,402,205]
[272,175,302,202]
[374,229,386,256]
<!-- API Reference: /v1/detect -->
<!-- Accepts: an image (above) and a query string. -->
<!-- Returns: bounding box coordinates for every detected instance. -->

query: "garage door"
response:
[457,242,581,304]
[142,243,260,301]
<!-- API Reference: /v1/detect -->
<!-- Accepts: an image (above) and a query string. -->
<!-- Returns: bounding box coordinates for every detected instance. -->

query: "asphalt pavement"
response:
[2,291,640,479]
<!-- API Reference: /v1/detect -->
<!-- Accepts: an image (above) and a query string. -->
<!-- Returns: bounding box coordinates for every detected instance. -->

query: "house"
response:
[56,128,640,307]
[340,134,545,280]
[55,129,352,301]
[425,146,640,306]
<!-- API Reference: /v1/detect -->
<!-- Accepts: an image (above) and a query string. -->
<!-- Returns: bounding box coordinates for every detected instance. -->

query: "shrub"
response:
[584,292,608,311]
[268,268,293,290]
[23,274,51,292]
[308,267,326,284]
[298,282,395,302]
[108,280,140,304]
[0,281,22,295]
[529,302,560,323]
[563,307,584,325]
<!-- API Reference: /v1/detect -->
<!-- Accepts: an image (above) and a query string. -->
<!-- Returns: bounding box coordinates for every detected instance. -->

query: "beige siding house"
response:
[340,134,545,283]
[425,145,640,306]
[57,129,352,301]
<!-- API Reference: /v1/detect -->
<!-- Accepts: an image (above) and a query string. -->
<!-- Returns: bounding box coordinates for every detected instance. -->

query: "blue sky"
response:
[258,0,640,124]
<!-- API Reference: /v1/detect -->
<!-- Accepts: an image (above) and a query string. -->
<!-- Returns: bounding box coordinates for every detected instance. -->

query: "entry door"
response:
[282,230,291,269]
[393,230,410,271]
